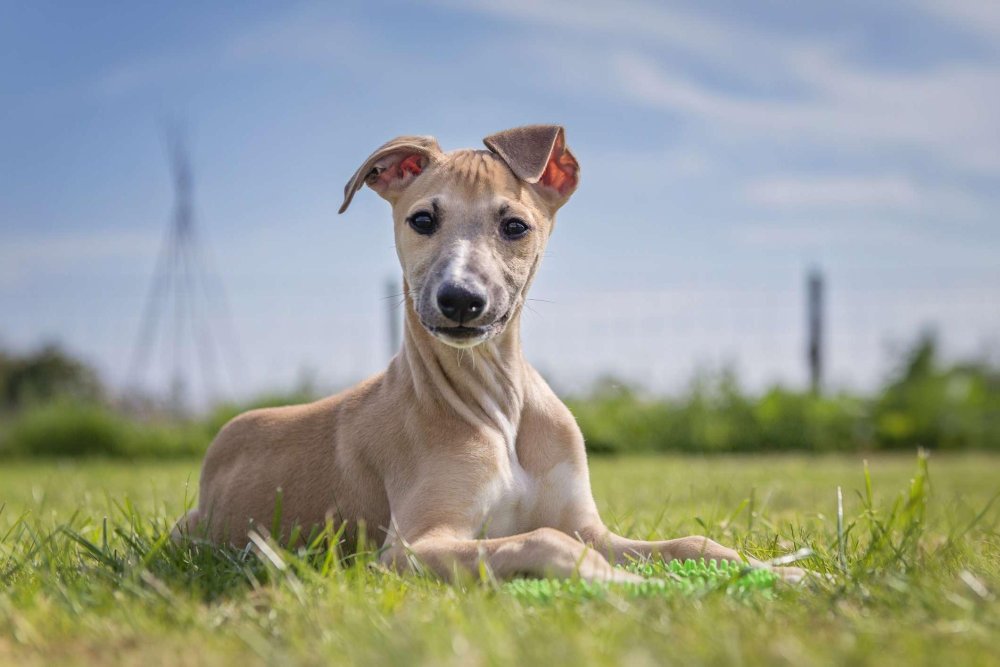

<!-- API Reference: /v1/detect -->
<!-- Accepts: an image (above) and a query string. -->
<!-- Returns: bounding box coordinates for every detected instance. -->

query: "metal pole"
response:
[807,268,824,395]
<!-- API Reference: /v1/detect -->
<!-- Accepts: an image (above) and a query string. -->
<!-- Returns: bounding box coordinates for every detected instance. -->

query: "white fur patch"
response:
[542,462,598,517]
[473,457,536,538]
[471,461,595,538]
[446,239,472,285]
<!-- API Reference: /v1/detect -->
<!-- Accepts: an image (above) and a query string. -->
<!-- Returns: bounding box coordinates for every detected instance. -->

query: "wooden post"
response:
[807,268,824,395]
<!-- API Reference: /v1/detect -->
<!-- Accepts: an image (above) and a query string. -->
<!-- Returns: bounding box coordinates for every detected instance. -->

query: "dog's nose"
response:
[436,283,487,324]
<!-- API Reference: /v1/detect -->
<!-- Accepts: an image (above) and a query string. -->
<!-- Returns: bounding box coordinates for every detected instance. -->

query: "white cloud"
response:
[743,174,988,222]
[746,176,919,210]
[434,0,746,58]
[918,0,1000,43]
[446,0,1000,175]
[0,230,159,288]
[436,0,808,88]
[728,218,911,250]
[223,7,369,65]
[728,216,999,270]
[96,52,205,97]
[94,7,367,97]
[584,145,714,181]
[613,49,1000,174]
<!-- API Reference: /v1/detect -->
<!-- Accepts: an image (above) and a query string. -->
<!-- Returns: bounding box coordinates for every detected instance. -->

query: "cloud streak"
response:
[0,230,160,288]
[743,174,988,223]
[448,0,1000,175]
[613,49,1000,174]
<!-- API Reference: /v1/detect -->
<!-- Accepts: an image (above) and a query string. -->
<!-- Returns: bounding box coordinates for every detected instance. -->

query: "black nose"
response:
[436,283,487,324]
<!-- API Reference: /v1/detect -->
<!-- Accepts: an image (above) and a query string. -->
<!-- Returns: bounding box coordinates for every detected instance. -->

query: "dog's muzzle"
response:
[436,283,487,326]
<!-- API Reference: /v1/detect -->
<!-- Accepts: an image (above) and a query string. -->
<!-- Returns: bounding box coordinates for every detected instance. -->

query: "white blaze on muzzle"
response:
[444,239,474,287]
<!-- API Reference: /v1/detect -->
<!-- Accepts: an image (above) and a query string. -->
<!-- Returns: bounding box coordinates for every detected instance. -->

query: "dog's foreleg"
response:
[579,527,805,581]
[380,528,643,583]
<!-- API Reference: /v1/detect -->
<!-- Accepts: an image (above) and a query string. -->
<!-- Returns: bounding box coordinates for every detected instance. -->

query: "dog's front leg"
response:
[379,528,643,583]
[579,526,806,582]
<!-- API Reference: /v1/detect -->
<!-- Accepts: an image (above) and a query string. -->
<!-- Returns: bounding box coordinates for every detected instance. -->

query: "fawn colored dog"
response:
[174,125,804,583]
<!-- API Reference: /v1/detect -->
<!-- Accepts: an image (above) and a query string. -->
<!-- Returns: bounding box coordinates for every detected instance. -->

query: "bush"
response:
[567,379,665,454]
[569,335,1000,455]
[754,388,866,452]
[0,387,322,459]
[0,344,102,410]
[570,373,867,455]
[872,334,1000,450]
[0,402,207,459]
[1,334,997,458]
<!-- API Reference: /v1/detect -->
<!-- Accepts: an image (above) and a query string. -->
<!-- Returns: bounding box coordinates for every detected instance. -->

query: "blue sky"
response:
[2,0,999,404]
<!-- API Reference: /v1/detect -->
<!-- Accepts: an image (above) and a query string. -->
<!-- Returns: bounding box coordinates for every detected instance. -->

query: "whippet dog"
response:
[174,125,804,583]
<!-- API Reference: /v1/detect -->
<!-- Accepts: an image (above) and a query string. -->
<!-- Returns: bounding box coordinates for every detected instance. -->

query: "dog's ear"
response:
[339,135,442,214]
[483,125,579,209]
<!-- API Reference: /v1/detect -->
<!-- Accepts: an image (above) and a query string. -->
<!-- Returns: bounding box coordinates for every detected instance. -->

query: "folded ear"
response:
[483,125,579,209]
[339,135,442,214]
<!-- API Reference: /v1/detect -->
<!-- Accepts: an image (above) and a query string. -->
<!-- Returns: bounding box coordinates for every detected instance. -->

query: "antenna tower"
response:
[127,128,241,412]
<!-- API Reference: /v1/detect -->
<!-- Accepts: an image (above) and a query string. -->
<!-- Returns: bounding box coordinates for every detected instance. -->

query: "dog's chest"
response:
[471,449,582,538]
[473,457,537,537]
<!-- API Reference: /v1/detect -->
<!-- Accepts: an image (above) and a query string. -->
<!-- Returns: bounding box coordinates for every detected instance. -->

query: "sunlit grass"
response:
[1,452,997,665]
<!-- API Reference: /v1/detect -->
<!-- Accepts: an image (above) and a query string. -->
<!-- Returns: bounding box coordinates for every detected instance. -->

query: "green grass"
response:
[505,558,782,602]
[1,453,998,665]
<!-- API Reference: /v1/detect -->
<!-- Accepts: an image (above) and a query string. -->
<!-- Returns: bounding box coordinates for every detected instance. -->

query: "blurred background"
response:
[2,0,999,456]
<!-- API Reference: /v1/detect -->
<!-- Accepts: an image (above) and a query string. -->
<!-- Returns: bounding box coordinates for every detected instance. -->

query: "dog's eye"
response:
[501,218,530,239]
[408,211,437,235]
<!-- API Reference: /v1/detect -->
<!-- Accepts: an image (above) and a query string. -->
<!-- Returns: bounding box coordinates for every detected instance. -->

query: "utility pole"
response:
[807,268,825,395]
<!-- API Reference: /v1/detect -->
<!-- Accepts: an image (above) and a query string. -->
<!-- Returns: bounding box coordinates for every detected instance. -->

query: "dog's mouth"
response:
[422,308,513,348]
[428,324,491,339]
[425,323,497,348]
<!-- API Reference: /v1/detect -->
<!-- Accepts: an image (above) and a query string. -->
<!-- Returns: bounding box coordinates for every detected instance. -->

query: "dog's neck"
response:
[397,296,527,451]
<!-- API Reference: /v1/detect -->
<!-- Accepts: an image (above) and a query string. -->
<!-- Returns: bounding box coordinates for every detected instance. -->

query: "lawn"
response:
[1,453,997,666]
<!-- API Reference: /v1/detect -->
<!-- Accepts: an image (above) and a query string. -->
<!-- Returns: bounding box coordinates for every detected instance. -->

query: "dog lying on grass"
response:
[174,125,805,583]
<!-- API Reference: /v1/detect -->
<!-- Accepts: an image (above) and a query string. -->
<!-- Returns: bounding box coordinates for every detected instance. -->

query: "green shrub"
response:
[0,389,320,459]
[570,335,999,455]
[1,334,996,458]
[754,388,866,451]
[567,379,667,454]
[872,334,1000,450]
[0,344,102,410]
[1,402,123,457]
[0,402,207,459]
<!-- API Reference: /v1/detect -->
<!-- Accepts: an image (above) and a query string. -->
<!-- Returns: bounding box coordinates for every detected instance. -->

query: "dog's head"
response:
[340,125,579,348]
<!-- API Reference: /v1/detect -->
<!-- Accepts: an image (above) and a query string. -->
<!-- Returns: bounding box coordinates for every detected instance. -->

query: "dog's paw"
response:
[773,565,808,584]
